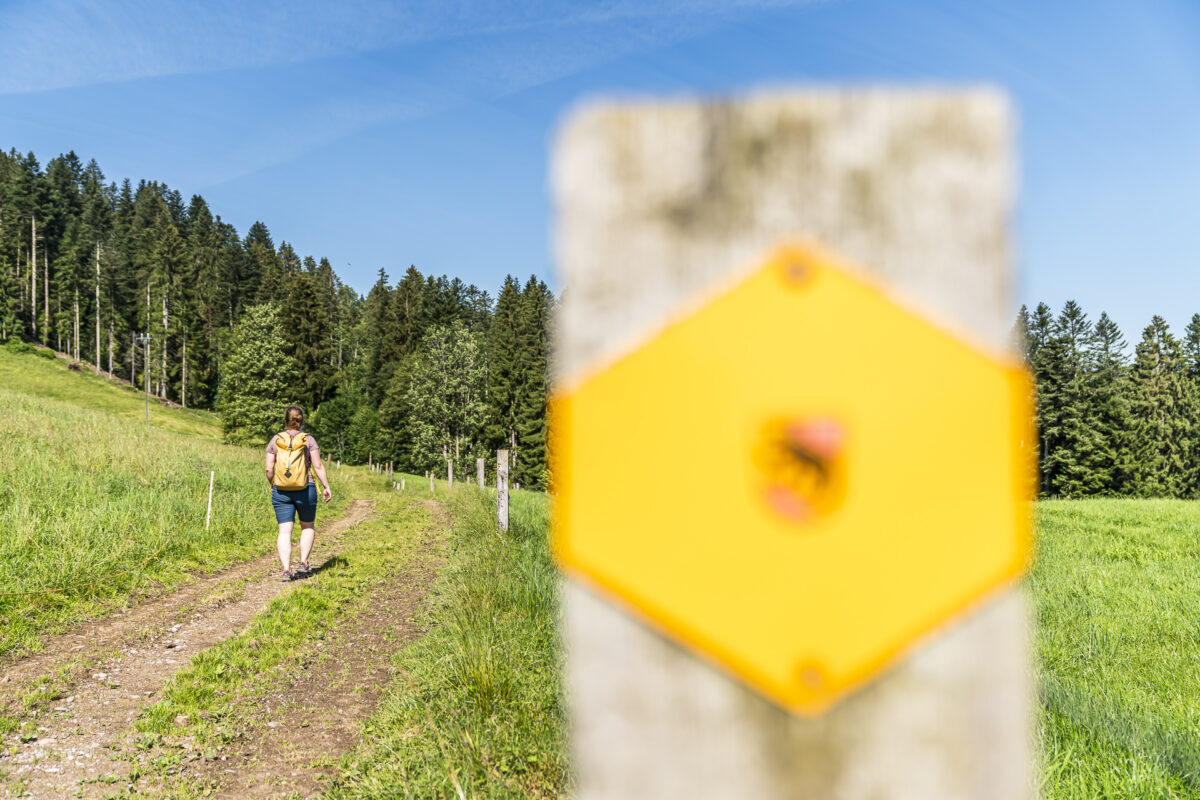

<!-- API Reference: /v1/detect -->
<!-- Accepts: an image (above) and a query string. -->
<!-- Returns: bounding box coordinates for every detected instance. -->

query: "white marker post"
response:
[496,449,510,532]
[205,470,214,531]
[554,91,1028,799]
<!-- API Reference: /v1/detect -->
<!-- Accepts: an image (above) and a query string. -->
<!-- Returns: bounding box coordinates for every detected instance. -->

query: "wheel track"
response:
[0,499,377,798]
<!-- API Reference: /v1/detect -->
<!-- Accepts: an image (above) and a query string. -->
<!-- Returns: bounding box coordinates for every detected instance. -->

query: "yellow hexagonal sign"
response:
[552,242,1034,714]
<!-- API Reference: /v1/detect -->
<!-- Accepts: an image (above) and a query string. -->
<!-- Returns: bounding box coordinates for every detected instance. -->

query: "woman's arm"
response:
[312,452,332,502]
[264,452,276,489]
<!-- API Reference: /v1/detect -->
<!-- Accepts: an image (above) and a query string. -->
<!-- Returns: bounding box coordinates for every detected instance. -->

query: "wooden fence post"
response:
[477,457,485,488]
[205,470,214,531]
[553,90,1029,799]
[430,473,434,494]
[401,478,405,491]
[448,460,454,486]
[497,449,510,532]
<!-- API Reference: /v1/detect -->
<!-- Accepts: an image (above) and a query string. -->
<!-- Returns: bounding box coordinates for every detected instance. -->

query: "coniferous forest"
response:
[1018,301,1200,499]
[0,148,554,489]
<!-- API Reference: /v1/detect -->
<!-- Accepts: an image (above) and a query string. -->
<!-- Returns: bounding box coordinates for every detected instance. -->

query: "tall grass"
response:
[328,487,568,799]
[0,347,353,659]
[1033,499,1200,798]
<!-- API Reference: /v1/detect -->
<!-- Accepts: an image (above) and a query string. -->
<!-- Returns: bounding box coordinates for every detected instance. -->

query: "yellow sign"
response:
[552,243,1034,714]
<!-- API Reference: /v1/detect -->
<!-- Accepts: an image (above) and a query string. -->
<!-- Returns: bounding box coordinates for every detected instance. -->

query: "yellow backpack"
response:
[273,432,311,491]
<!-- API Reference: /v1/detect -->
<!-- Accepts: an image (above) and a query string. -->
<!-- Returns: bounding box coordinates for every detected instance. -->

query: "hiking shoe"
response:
[297,562,311,576]
[281,569,294,582]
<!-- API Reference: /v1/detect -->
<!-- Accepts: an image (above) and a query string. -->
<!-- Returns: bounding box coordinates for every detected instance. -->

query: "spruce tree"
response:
[1086,312,1133,494]
[217,304,297,444]
[281,270,335,409]
[1128,316,1194,497]
[486,275,522,454]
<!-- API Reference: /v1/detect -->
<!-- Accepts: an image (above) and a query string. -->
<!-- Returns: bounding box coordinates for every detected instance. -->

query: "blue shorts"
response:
[272,483,317,524]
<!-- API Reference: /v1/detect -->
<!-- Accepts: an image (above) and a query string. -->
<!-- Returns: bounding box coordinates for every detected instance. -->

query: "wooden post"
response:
[477,457,485,488]
[554,91,1028,799]
[401,478,405,491]
[448,459,454,486]
[205,470,214,531]
[496,450,510,532]
[430,473,435,494]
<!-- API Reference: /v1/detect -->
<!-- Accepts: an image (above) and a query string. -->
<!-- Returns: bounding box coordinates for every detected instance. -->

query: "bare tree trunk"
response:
[182,334,187,408]
[161,290,169,399]
[74,288,80,360]
[95,243,101,368]
[44,251,49,347]
[131,331,137,388]
[30,217,36,339]
[108,324,114,376]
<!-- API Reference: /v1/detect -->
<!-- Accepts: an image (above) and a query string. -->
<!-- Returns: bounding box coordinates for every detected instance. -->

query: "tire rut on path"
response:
[0,499,377,799]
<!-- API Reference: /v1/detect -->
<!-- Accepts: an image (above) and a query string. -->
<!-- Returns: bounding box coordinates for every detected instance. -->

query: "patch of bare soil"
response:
[0,499,376,798]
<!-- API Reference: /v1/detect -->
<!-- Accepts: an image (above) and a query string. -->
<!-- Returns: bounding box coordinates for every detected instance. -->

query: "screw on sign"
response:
[552,242,1035,714]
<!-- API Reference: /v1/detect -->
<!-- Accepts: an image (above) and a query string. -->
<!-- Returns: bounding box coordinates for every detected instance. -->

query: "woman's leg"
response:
[299,521,316,565]
[277,521,295,570]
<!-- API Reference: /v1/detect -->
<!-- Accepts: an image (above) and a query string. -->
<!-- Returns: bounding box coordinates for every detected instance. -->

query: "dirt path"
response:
[0,498,386,798]
[188,506,443,798]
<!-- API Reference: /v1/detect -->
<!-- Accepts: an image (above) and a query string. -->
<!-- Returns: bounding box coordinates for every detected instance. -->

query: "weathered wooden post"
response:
[429,473,435,494]
[205,470,214,531]
[401,478,405,491]
[497,449,510,532]
[477,457,485,488]
[553,91,1029,799]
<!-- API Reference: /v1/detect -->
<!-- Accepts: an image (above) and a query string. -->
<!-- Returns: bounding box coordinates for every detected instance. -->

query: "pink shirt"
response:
[266,431,320,483]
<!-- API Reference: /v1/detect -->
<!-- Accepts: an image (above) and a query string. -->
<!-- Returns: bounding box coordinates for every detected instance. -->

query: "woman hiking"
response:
[265,406,333,581]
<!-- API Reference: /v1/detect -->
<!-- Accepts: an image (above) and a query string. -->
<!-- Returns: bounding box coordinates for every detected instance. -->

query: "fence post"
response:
[205,470,214,531]
[497,449,509,532]
[401,478,405,491]
[477,457,485,488]
[430,473,434,494]
[448,459,454,486]
[553,91,1028,799]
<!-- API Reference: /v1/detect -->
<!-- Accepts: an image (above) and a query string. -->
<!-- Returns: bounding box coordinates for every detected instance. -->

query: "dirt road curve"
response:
[0,499,440,798]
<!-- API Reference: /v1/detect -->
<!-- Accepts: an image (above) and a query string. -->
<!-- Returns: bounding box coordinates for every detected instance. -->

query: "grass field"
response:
[1034,499,1200,798]
[0,344,358,661]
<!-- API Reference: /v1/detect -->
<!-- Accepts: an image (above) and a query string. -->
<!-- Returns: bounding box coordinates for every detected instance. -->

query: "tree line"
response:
[0,148,554,489]
[1018,301,1200,499]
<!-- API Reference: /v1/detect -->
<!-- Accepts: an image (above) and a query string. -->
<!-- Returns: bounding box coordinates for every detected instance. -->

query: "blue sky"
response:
[2,0,1198,341]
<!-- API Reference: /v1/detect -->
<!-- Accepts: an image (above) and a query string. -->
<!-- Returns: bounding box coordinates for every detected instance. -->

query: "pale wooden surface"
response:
[477,457,486,488]
[553,90,1031,800]
[497,449,510,531]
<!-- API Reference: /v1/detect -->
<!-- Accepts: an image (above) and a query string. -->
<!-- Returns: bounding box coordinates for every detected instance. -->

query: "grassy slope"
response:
[0,344,355,659]
[1034,499,1200,798]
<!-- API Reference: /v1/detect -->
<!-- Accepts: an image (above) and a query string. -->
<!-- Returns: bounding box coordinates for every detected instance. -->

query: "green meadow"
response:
[1034,499,1200,797]
[0,344,357,660]
[8,341,1200,796]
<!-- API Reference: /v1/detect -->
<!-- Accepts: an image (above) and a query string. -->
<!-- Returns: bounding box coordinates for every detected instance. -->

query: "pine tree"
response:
[513,277,554,489]
[1042,302,1105,497]
[486,275,522,454]
[217,304,297,444]
[1086,312,1133,494]
[1128,316,1195,497]
[281,270,335,409]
